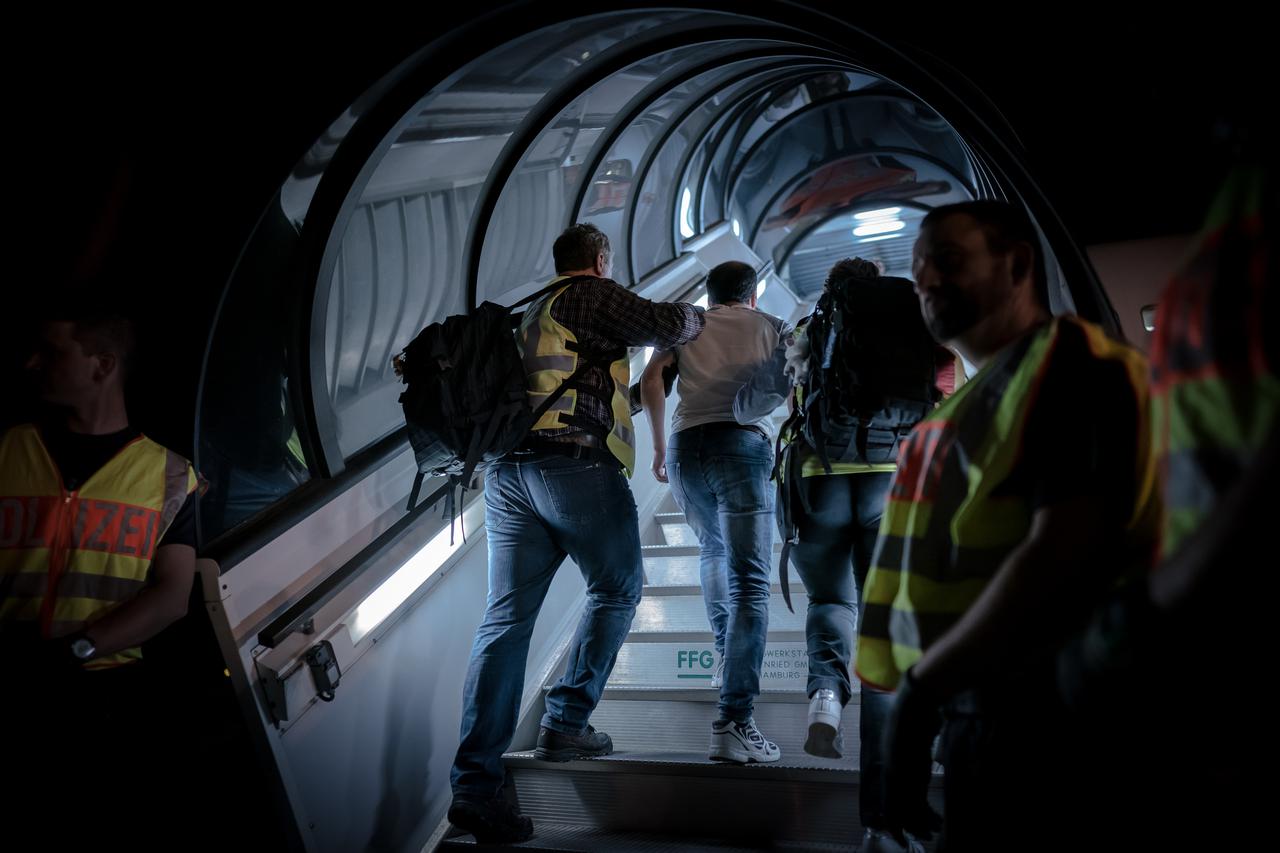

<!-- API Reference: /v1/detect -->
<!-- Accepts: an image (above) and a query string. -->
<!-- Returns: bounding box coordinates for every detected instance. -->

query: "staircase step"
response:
[642,542,784,559]
[642,544,701,558]
[585,697,861,767]
[642,554,701,585]
[606,641,825,692]
[660,522,700,547]
[629,595,807,637]
[601,686,842,702]
[643,558,785,588]
[501,753,861,846]
[644,583,788,597]
[439,821,839,851]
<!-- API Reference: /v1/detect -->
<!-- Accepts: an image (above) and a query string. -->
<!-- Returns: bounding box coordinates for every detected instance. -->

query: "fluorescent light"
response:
[350,500,484,643]
[731,219,741,238]
[695,293,709,308]
[857,233,902,244]
[854,206,902,220]
[757,278,768,298]
[853,220,905,237]
[432,136,484,144]
[644,346,654,364]
[679,188,695,239]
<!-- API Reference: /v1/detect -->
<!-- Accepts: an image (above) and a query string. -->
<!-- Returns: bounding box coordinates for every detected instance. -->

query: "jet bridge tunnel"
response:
[187,5,1122,851]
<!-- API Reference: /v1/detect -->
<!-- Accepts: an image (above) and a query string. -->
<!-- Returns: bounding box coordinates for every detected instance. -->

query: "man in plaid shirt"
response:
[449,224,704,843]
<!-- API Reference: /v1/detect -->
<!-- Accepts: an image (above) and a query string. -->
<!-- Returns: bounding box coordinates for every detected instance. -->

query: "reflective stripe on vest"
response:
[0,424,198,669]
[519,278,636,475]
[855,318,1158,691]
[1150,166,1277,558]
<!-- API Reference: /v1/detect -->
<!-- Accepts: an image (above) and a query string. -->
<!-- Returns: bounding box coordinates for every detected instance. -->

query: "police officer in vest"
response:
[1,309,199,836]
[857,201,1161,851]
[448,224,705,843]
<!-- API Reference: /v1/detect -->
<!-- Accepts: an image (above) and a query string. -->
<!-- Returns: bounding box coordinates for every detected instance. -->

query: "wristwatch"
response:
[67,632,97,662]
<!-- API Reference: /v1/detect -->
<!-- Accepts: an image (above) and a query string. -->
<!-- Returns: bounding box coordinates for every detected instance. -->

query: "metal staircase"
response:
[438,487,942,851]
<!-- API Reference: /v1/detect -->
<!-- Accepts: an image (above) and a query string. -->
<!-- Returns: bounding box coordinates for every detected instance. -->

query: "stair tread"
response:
[440,821,856,851]
[504,748,858,776]
[632,595,807,634]
[603,642,825,691]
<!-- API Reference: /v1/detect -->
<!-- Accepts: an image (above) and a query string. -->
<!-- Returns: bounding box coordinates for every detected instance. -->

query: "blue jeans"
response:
[450,452,643,800]
[787,471,893,826]
[666,424,774,723]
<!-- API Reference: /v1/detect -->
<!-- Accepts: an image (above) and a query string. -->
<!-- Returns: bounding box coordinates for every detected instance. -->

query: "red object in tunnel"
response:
[764,155,915,230]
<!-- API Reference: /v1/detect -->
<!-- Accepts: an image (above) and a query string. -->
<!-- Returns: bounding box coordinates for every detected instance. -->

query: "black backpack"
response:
[774,273,940,609]
[394,277,604,522]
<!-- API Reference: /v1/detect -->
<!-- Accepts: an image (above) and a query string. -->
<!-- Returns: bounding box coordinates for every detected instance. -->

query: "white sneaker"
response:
[709,717,781,764]
[859,828,925,853]
[804,688,843,758]
[710,654,726,688]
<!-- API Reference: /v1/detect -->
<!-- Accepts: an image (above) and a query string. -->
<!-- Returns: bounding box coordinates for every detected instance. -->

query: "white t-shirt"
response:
[671,303,786,435]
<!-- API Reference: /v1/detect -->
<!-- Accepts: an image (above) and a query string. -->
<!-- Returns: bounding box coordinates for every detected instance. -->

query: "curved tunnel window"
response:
[321,12,691,459]
[629,57,801,280]
[475,43,713,302]
[781,203,930,298]
[198,8,1115,548]
[676,65,829,239]
[700,71,873,229]
[724,94,977,281]
[196,12,692,541]
[197,200,312,543]
[753,150,973,273]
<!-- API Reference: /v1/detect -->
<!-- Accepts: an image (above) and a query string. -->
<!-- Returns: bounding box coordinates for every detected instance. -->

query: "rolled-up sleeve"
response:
[734,336,790,423]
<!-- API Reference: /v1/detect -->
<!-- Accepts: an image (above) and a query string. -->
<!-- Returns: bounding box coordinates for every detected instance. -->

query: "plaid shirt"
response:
[531,276,704,440]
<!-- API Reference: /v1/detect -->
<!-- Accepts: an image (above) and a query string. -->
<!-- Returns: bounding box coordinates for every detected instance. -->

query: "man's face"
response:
[911,213,1014,343]
[26,322,99,406]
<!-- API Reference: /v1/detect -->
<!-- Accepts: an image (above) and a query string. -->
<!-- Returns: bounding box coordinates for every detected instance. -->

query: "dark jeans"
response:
[666,424,774,723]
[450,451,643,800]
[788,471,929,829]
[787,472,892,705]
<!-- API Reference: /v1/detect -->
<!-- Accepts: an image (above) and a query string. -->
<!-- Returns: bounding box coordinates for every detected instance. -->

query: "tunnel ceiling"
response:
[197,4,1113,552]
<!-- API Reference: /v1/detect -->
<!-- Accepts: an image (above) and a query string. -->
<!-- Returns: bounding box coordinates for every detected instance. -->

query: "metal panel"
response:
[506,760,861,845]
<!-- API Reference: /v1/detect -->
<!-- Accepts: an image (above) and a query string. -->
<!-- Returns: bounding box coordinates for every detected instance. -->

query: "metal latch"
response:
[305,640,341,702]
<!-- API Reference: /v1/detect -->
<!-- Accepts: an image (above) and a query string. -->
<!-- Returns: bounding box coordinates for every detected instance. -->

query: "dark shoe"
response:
[448,796,533,844]
[533,724,613,761]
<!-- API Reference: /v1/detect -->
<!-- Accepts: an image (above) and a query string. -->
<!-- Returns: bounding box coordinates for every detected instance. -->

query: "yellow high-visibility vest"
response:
[0,424,198,669]
[519,277,636,475]
[856,317,1160,690]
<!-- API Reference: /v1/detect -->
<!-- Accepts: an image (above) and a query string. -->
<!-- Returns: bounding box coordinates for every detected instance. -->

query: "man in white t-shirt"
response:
[640,260,786,764]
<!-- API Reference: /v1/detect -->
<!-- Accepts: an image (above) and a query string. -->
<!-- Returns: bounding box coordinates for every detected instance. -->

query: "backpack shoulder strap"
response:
[507,275,595,312]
